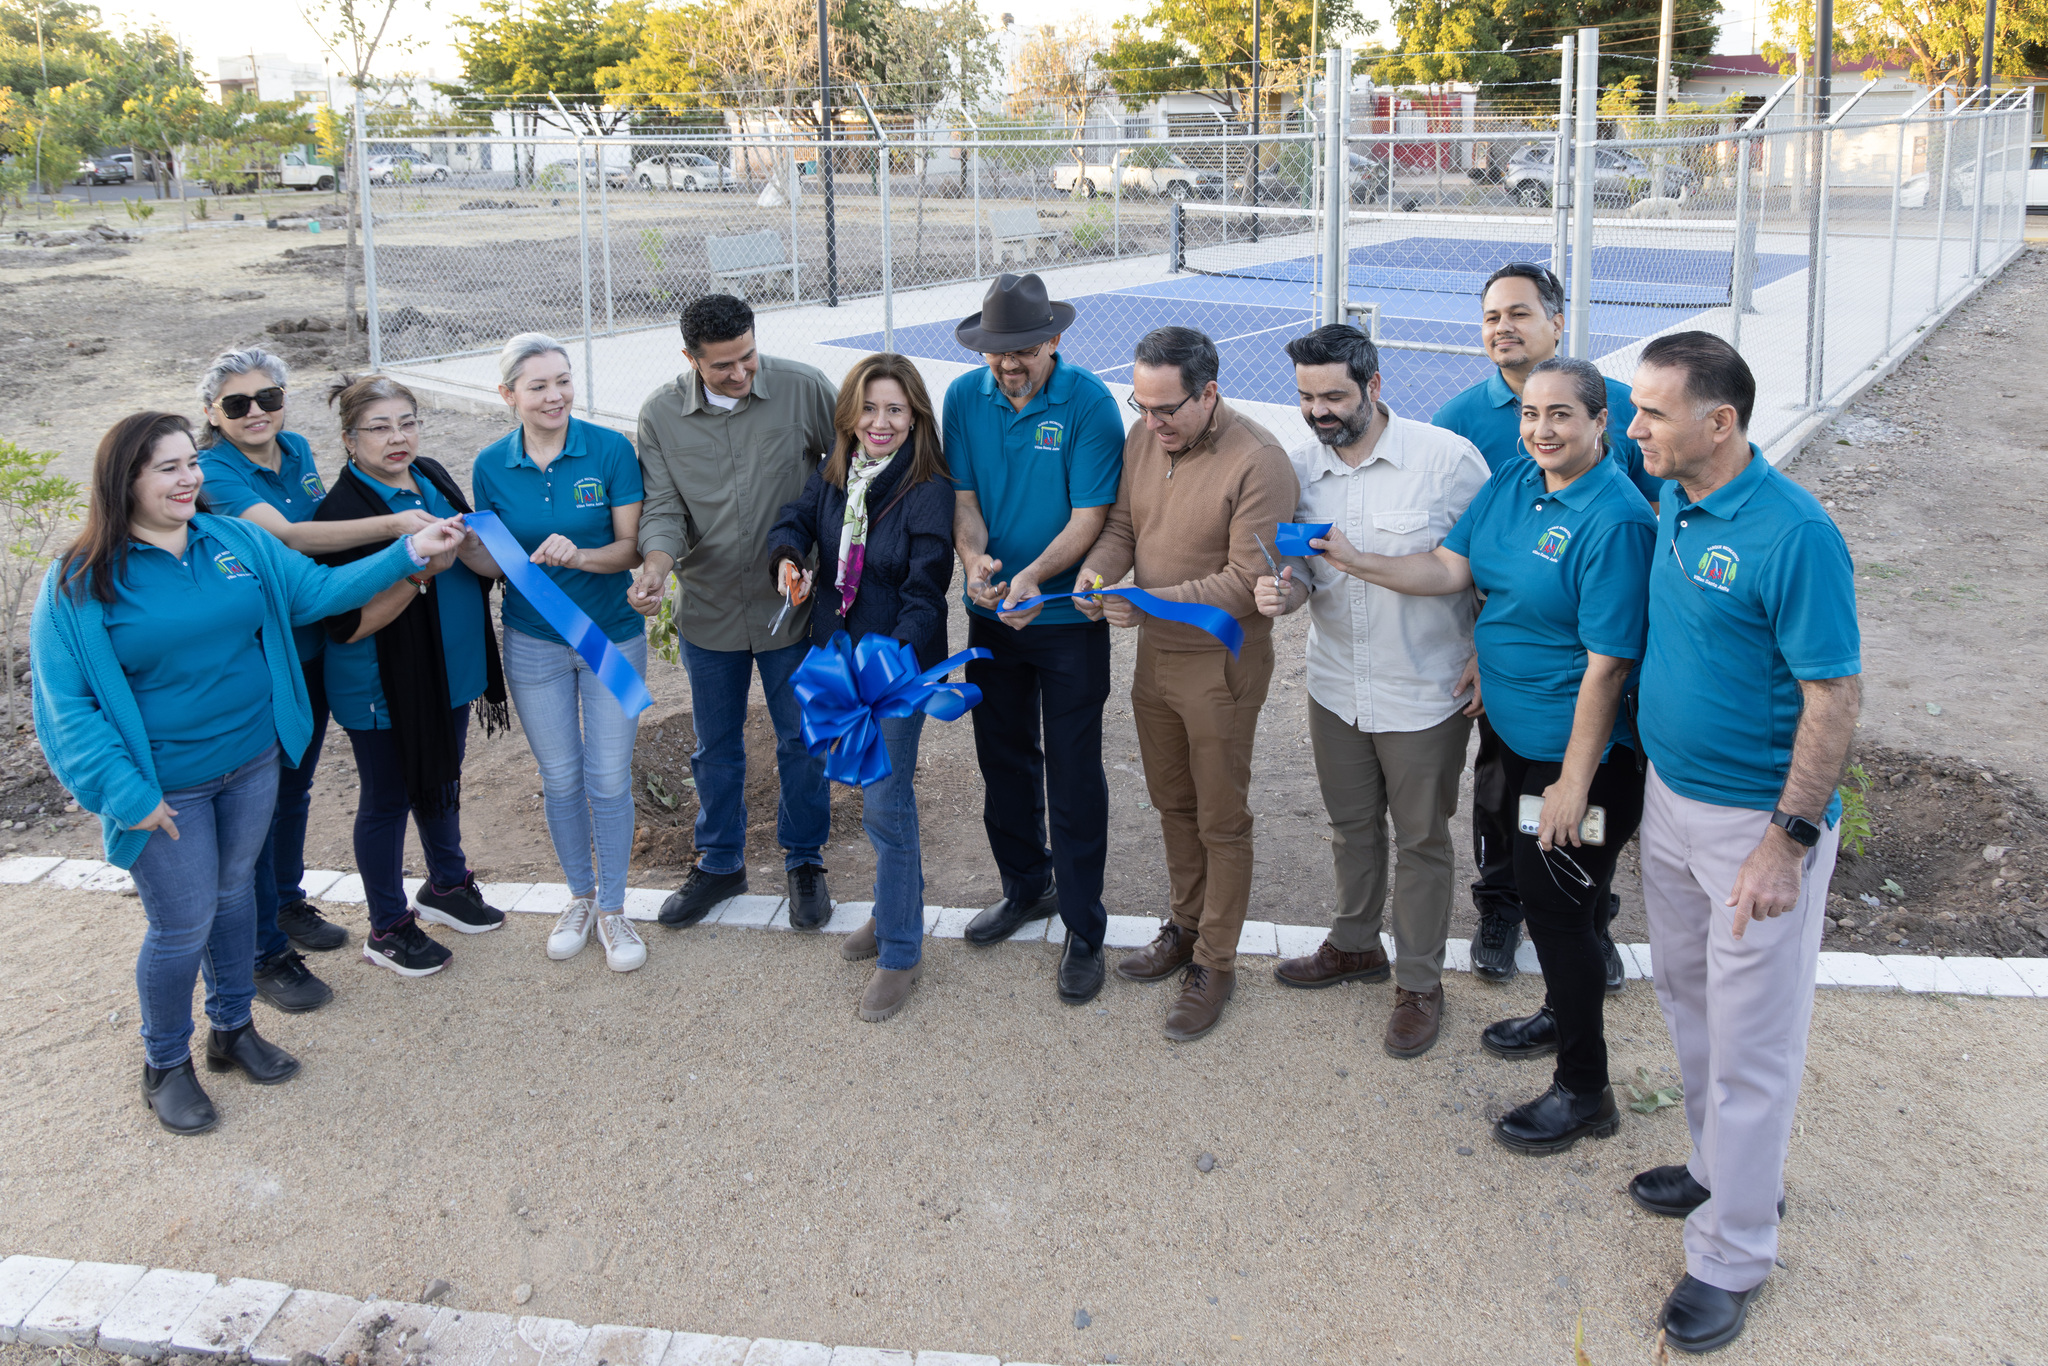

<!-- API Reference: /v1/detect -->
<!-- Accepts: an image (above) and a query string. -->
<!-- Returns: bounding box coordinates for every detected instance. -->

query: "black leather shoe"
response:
[1658,1274,1759,1354]
[1493,1081,1620,1155]
[1471,907,1521,982]
[659,865,745,927]
[142,1058,218,1135]
[1600,892,1625,992]
[205,1021,302,1085]
[253,950,333,1013]
[1480,1005,1558,1059]
[1631,1164,1785,1219]
[275,898,349,952]
[965,882,1059,946]
[1056,935,1105,1005]
[786,863,831,929]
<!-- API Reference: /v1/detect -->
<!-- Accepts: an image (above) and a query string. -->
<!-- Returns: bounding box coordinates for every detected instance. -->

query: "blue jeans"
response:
[679,637,828,875]
[128,745,282,1069]
[866,713,926,970]
[252,656,327,965]
[343,704,470,934]
[503,627,647,911]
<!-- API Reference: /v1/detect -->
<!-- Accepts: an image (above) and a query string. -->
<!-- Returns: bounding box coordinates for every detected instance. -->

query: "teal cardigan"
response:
[31,514,418,869]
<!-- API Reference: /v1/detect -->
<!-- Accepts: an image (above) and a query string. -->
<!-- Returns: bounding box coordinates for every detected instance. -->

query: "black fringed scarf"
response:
[313,457,509,817]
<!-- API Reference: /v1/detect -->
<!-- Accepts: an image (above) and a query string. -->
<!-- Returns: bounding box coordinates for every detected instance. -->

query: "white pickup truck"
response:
[280,152,337,191]
[1052,146,1224,201]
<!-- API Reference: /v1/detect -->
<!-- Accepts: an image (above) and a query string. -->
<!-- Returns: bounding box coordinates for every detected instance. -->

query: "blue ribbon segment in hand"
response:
[1274,522,1334,557]
[465,510,654,720]
[997,586,1244,657]
[793,632,992,787]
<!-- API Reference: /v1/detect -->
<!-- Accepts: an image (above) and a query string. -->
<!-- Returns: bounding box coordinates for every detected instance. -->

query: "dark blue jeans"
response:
[678,637,828,875]
[127,745,282,1069]
[343,704,471,935]
[866,713,926,970]
[252,656,327,965]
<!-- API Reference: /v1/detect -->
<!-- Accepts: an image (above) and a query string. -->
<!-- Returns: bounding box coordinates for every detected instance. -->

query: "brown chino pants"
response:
[1131,632,1275,972]
[1307,698,1472,993]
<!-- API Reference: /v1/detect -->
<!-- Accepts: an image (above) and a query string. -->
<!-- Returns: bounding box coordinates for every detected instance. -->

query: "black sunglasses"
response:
[217,387,285,419]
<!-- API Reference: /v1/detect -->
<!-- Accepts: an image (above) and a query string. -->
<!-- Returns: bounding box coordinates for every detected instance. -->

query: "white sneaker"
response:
[597,913,647,972]
[547,898,595,961]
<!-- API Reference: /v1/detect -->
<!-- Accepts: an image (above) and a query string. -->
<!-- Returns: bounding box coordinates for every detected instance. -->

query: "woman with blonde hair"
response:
[765,352,955,1022]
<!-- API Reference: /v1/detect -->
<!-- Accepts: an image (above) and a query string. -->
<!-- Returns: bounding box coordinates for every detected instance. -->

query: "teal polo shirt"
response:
[1639,446,1860,815]
[1431,369,1665,505]
[104,529,275,791]
[200,430,330,663]
[941,353,1125,625]
[323,471,489,730]
[1444,454,1655,763]
[471,417,645,646]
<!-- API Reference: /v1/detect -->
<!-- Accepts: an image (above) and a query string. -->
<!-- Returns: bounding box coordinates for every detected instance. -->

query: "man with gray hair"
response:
[1070,326,1297,1040]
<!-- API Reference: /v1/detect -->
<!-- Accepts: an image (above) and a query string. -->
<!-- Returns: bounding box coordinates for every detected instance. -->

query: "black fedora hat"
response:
[954,273,1078,352]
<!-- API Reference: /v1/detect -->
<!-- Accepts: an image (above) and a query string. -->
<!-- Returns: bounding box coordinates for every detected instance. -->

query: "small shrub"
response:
[1837,763,1873,858]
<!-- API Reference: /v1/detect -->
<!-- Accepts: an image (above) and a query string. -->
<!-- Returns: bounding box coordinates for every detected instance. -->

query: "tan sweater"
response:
[1084,400,1301,653]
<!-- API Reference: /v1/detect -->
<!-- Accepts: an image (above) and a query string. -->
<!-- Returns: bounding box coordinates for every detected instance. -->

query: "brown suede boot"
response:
[1116,921,1197,982]
[840,917,878,961]
[1274,939,1391,989]
[1162,963,1235,1041]
[1383,983,1445,1058]
[858,962,924,1022]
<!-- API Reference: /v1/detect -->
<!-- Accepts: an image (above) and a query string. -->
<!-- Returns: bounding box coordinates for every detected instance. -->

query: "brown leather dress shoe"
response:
[1162,963,1234,1041]
[1383,983,1444,1058]
[1275,939,1391,989]
[1116,921,1196,982]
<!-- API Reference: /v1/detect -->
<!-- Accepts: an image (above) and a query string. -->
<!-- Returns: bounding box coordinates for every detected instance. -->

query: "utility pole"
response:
[818,0,838,307]
[1652,0,1675,197]
[32,0,48,200]
[1250,0,1261,230]
[1982,0,1998,94]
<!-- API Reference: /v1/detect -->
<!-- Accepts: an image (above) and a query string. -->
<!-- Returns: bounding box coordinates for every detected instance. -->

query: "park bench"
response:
[706,230,798,299]
[989,207,1059,265]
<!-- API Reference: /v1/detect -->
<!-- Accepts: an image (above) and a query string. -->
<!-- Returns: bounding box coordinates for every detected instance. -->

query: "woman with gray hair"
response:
[196,346,443,1014]
[468,333,649,972]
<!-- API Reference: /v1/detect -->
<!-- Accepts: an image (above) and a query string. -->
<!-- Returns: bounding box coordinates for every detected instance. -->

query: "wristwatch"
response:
[1770,809,1821,848]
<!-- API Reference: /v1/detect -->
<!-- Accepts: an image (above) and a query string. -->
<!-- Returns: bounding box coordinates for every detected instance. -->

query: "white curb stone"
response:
[915,1353,999,1366]
[1442,936,1472,974]
[1235,920,1277,957]
[486,1317,586,1366]
[929,907,979,939]
[167,1277,292,1356]
[741,1343,829,1366]
[662,1332,751,1366]
[44,859,110,890]
[1879,955,1939,993]
[331,1298,444,1366]
[2006,958,2048,995]
[821,900,872,934]
[19,1260,147,1347]
[1271,923,1323,959]
[319,874,368,904]
[824,1349,911,1366]
[621,888,668,922]
[81,865,134,894]
[482,884,537,913]
[420,1308,517,1366]
[1102,915,1158,949]
[0,1255,77,1343]
[299,870,346,899]
[247,1289,363,1365]
[1512,939,1540,973]
[1933,956,2034,997]
[1615,941,1644,981]
[514,884,575,916]
[1625,943,1654,980]
[717,896,786,929]
[572,1324,672,1366]
[96,1268,217,1357]
[1044,917,1066,946]
[1816,952,1897,990]
[0,856,63,883]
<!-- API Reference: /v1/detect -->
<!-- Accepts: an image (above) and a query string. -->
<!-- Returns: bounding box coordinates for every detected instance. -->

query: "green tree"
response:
[1374,0,1720,104]
[450,0,648,134]
[1765,0,2048,86]
[1100,0,1362,117]
[0,440,82,728]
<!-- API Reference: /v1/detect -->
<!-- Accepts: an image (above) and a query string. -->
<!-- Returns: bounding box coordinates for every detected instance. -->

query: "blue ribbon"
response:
[1274,521,1334,557]
[792,632,992,787]
[997,585,1244,656]
[465,509,654,720]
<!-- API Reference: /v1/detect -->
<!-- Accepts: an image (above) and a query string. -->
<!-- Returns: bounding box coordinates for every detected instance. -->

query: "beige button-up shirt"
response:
[1289,405,1489,734]
[636,355,839,653]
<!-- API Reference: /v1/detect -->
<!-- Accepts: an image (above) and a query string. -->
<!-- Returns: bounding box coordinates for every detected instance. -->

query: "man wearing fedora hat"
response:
[943,273,1126,1005]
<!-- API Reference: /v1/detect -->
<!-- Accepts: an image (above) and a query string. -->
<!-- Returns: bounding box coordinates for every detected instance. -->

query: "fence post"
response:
[1804,123,1833,409]
[1552,34,1574,280]
[353,91,380,372]
[855,83,892,351]
[965,113,981,278]
[1568,27,1599,359]
[599,139,614,337]
[1932,97,1955,307]
[1883,108,1908,353]
[1729,126,1753,350]
[1321,48,1348,326]
[1113,134,1123,259]
[786,132,802,304]
[1170,199,1184,273]
[577,137,595,419]
[819,0,839,309]
[1969,103,1990,276]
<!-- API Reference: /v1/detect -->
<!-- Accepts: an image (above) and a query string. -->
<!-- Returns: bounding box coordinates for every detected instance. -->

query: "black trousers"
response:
[1470,713,1524,924]
[1498,737,1646,1096]
[965,614,1111,950]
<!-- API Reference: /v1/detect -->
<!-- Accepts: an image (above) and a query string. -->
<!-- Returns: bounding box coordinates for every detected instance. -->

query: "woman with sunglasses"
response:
[196,348,442,1014]
[313,375,512,979]
[32,412,467,1134]
[1298,356,1655,1154]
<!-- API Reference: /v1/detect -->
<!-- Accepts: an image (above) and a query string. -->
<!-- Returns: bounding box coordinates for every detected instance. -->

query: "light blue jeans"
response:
[502,627,648,911]
[867,713,927,971]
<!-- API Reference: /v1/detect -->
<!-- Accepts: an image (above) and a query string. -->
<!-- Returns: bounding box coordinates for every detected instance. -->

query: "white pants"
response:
[1640,763,1836,1292]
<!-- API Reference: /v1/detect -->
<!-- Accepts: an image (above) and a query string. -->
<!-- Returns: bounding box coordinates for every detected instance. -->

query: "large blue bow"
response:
[792,632,991,787]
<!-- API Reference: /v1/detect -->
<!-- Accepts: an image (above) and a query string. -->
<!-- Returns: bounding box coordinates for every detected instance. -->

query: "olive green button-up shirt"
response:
[635,355,839,653]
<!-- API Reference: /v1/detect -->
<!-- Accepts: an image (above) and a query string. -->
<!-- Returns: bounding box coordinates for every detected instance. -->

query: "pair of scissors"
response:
[1251,531,1282,581]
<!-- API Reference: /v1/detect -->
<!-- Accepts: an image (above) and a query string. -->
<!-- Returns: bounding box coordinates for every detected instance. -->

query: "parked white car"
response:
[636,153,735,191]
[1053,146,1224,200]
[281,152,337,191]
[366,155,450,184]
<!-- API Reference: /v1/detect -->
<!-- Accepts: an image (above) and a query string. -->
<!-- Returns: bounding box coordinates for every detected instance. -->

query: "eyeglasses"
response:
[353,419,421,444]
[1540,845,1597,893]
[984,343,1047,364]
[1127,392,1199,422]
[217,387,284,419]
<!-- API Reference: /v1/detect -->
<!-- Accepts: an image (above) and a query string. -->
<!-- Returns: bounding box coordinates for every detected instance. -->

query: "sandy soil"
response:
[0,883,2043,1366]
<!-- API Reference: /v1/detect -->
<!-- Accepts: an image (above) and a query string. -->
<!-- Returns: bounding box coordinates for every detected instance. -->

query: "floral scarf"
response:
[835,447,895,612]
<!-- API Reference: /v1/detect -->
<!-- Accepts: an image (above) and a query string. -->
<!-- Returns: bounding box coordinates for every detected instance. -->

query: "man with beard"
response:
[1254,324,1488,1058]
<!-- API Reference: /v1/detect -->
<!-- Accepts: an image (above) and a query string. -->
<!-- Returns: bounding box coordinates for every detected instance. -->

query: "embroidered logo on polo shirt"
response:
[1033,420,1064,451]
[301,471,327,497]
[212,551,255,580]
[1693,544,1740,591]
[573,477,607,509]
[1533,525,1572,562]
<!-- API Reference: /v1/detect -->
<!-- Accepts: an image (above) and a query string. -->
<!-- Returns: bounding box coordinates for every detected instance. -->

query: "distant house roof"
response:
[1682,53,1891,79]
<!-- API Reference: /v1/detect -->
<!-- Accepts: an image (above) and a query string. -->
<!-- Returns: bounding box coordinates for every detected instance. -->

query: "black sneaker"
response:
[275,898,349,952]
[659,864,746,927]
[362,918,452,977]
[253,949,334,1013]
[786,863,831,929]
[413,874,506,934]
[1598,894,1626,994]
[1472,907,1522,982]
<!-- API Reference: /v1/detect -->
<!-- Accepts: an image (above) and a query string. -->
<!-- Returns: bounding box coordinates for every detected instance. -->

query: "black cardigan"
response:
[765,438,956,670]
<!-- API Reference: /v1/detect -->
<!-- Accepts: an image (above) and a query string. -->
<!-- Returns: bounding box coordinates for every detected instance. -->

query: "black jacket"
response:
[766,438,956,669]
